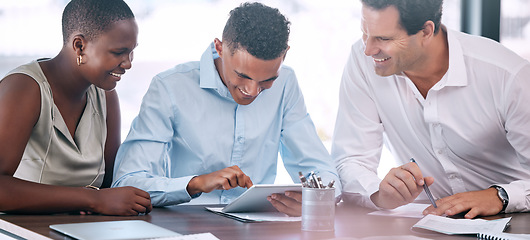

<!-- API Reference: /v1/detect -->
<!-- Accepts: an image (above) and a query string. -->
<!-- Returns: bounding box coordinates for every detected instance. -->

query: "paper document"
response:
[413,214,511,235]
[368,203,429,218]
[205,207,301,222]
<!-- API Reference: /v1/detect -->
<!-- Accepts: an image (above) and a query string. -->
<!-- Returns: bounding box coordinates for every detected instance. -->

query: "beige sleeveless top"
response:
[4,60,107,187]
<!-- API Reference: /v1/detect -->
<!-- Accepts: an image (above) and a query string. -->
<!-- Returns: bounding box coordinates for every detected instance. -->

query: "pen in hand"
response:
[410,158,437,208]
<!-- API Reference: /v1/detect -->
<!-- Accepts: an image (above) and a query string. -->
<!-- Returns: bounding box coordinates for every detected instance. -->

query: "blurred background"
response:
[1,0,529,183]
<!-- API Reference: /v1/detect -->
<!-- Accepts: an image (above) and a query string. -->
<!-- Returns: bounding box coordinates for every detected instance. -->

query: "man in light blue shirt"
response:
[112,2,341,216]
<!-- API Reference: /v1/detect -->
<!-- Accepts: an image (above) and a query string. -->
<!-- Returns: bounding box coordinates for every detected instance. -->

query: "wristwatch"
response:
[493,185,509,213]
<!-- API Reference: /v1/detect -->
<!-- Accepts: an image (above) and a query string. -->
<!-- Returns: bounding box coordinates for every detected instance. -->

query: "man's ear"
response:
[72,34,86,56]
[282,46,290,60]
[419,21,436,46]
[421,21,435,39]
[214,38,223,57]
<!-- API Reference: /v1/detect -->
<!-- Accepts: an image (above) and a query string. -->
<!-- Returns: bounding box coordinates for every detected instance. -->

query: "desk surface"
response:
[1,203,529,240]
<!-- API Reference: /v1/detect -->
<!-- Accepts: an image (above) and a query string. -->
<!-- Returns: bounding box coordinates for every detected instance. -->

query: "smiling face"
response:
[214,39,284,105]
[80,18,138,90]
[361,5,424,77]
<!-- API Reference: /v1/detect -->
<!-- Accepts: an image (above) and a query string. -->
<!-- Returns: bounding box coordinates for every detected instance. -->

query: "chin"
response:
[96,83,117,91]
[235,99,255,105]
[374,68,397,77]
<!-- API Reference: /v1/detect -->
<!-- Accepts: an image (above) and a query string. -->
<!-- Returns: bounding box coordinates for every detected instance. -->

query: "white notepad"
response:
[50,220,180,240]
[477,232,530,240]
[412,214,512,235]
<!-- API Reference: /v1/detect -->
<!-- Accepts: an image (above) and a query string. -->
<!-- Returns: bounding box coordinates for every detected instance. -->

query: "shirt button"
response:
[437,149,443,154]
[237,136,244,143]
[449,174,456,179]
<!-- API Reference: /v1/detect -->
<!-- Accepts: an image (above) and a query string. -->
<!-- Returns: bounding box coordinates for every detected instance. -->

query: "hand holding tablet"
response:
[221,184,302,213]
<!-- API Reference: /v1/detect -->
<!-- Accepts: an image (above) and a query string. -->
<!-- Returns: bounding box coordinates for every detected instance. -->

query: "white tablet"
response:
[221,184,302,213]
[50,220,180,240]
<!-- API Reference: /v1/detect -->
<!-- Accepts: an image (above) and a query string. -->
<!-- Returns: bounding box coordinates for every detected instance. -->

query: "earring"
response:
[77,55,83,66]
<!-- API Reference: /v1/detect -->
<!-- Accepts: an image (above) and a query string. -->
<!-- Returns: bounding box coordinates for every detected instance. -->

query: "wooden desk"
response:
[1,203,529,240]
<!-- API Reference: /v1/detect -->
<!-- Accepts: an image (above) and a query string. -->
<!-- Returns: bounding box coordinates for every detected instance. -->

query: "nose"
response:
[120,51,134,69]
[242,80,261,97]
[363,37,379,57]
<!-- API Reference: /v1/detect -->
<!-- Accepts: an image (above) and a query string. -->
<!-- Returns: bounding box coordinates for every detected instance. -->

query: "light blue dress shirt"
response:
[112,43,341,206]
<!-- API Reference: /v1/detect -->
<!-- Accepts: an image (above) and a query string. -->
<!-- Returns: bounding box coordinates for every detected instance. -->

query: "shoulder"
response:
[262,65,300,97]
[0,63,43,127]
[154,61,200,83]
[341,39,380,86]
[141,62,202,105]
[343,39,376,76]
[277,65,297,86]
[1,61,43,99]
[452,30,528,73]
[149,61,202,95]
[348,39,369,61]
[4,61,47,84]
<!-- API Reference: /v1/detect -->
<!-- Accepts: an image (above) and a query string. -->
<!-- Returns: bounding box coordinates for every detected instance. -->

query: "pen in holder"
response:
[301,186,335,232]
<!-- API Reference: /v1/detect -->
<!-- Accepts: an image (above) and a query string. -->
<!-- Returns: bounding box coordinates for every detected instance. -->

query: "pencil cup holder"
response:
[301,187,335,232]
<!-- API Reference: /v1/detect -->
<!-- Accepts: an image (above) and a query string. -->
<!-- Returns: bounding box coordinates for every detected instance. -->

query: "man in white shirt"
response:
[332,0,530,218]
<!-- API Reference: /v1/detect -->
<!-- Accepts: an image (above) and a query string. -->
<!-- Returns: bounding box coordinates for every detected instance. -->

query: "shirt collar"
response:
[443,26,468,87]
[199,42,232,99]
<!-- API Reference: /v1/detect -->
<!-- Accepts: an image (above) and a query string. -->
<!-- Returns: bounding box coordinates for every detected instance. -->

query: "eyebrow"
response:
[111,42,138,51]
[234,70,278,82]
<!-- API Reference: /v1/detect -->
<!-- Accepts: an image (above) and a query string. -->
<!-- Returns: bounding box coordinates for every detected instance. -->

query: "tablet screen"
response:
[222,184,302,213]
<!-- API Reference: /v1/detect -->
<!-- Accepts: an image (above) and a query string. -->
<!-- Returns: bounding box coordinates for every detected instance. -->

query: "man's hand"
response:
[371,162,434,209]
[267,191,302,216]
[423,187,503,219]
[186,165,253,196]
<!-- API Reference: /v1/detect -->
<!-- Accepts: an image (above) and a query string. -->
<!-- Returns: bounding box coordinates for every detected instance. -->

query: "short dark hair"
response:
[361,0,443,35]
[62,0,135,45]
[222,2,290,60]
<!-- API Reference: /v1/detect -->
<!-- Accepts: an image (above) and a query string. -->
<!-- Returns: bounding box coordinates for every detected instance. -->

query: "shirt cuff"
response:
[151,175,198,206]
[341,192,383,210]
[491,183,524,213]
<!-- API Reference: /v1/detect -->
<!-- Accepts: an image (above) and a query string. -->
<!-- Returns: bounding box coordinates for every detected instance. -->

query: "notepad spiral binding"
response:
[477,232,506,240]
[477,232,530,240]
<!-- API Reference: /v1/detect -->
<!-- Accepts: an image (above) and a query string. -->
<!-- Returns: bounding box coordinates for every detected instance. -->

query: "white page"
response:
[205,207,301,222]
[368,203,429,218]
[413,214,511,235]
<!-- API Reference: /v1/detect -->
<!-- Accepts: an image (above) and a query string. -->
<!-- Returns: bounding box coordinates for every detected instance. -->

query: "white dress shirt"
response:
[332,28,530,213]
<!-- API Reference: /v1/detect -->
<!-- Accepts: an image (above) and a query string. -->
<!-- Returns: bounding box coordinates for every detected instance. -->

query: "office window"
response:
[500,0,530,60]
